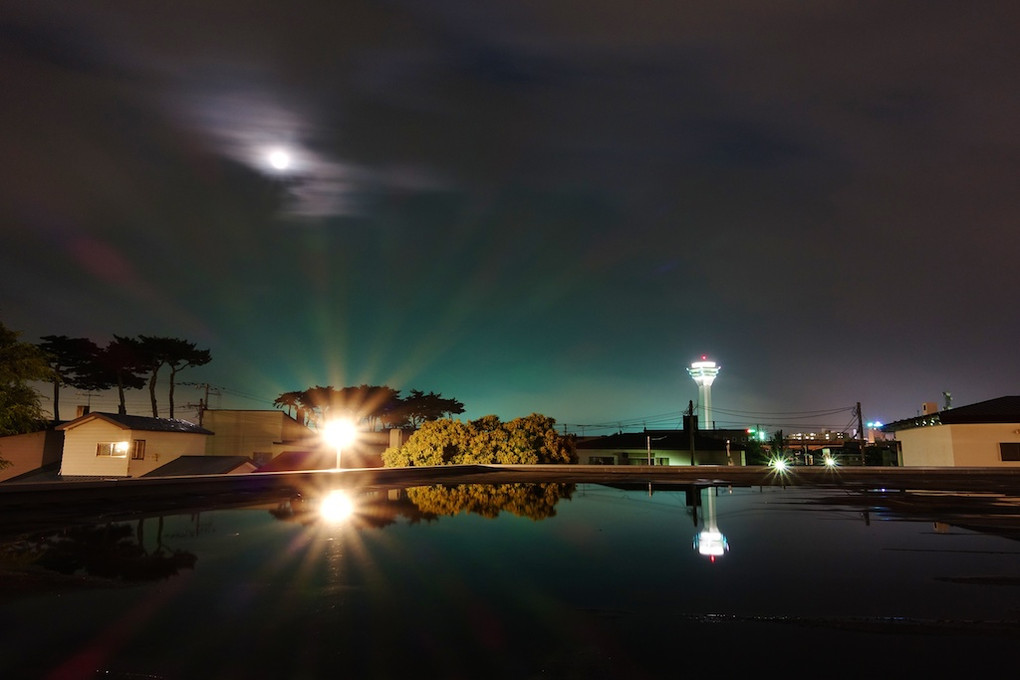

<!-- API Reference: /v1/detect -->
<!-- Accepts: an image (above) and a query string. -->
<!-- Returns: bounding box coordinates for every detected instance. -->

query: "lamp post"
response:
[322,419,357,469]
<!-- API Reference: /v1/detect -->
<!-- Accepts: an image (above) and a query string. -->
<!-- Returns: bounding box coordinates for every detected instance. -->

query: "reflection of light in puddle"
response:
[319,490,354,523]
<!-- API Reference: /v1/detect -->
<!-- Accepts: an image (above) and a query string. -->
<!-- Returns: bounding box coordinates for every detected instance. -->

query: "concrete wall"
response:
[61,420,209,477]
[950,424,1020,466]
[0,430,63,482]
[897,423,1020,467]
[897,427,955,466]
[203,410,311,459]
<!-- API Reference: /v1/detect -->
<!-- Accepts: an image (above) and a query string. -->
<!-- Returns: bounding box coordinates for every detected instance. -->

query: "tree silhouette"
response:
[273,390,305,422]
[162,340,211,418]
[99,336,148,415]
[37,335,102,423]
[136,336,212,418]
[383,389,466,428]
[277,385,465,430]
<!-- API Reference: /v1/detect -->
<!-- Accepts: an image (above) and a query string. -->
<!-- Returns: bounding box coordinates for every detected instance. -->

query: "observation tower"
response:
[687,356,720,429]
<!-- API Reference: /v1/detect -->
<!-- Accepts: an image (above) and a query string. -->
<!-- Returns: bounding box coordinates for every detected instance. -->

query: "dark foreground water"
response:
[1,480,1018,678]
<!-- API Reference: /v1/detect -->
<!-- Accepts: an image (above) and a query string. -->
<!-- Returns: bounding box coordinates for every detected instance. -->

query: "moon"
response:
[267,148,291,171]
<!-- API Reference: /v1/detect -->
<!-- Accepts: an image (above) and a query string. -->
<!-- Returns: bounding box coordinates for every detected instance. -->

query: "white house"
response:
[57,412,213,478]
[881,396,1020,467]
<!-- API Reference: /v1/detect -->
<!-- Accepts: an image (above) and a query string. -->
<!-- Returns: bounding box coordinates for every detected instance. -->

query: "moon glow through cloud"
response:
[267,148,292,171]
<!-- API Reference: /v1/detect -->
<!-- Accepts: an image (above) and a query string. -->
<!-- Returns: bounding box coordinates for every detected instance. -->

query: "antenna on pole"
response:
[75,391,99,418]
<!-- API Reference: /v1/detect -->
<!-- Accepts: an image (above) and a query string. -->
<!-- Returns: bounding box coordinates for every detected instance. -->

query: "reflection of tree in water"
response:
[19,519,196,582]
[264,483,575,528]
[407,483,574,520]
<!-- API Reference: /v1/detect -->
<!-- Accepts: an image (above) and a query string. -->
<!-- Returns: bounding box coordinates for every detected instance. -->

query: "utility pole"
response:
[182,382,219,426]
[688,400,697,466]
[646,434,666,465]
[856,402,865,466]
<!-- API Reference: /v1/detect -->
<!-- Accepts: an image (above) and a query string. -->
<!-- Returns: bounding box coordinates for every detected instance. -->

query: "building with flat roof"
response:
[881,396,1020,467]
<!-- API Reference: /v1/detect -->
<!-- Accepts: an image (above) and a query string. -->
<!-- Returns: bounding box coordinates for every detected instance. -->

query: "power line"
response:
[710,405,855,417]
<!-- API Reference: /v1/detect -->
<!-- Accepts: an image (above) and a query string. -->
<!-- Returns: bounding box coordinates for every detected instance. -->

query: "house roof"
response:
[56,412,213,435]
[1,462,61,484]
[142,456,255,477]
[882,396,1020,432]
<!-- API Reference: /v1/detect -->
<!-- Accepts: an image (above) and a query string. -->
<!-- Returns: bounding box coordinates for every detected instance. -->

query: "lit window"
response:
[97,441,130,457]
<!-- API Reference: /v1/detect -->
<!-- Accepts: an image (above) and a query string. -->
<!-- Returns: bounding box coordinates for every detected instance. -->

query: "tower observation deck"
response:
[688,357,720,429]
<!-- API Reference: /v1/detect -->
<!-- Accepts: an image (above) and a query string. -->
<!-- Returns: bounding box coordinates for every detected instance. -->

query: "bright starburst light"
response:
[319,490,354,523]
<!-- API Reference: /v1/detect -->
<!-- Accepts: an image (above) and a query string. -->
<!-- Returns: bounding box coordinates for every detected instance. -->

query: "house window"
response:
[1000,443,1020,462]
[97,441,130,457]
[132,440,146,460]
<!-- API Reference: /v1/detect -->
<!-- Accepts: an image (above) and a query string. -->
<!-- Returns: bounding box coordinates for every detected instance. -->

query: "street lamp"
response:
[322,419,357,469]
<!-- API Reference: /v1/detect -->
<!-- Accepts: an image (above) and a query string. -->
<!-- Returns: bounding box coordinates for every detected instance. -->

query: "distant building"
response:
[881,396,1020,467]
[202,409,314,466]
[57,412,213,478]
[0,429,64,483]
[575,415,746,466]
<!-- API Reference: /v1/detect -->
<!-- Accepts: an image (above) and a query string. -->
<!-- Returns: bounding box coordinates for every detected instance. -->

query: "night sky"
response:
[2,2,1018,434]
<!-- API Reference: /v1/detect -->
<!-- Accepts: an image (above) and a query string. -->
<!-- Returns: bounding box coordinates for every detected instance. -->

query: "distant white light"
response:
[267,148,292,171]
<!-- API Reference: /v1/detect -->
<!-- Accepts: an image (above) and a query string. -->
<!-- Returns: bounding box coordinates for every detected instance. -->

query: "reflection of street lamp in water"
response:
[693,487,729,562]
[322,419,357,469]
[320,490,354,522]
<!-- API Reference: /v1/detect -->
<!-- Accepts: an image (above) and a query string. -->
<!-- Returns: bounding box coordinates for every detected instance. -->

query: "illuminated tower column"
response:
[687,357,720,429]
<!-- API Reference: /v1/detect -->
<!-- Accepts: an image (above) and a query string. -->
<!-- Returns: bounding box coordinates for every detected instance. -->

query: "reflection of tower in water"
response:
[693,487,729,562]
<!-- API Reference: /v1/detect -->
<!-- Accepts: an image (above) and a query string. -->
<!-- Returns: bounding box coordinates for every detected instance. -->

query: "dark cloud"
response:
[1,1,1018,429]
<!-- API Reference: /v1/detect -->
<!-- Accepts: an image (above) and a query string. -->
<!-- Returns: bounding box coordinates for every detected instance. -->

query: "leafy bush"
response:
[382,413,576,466]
